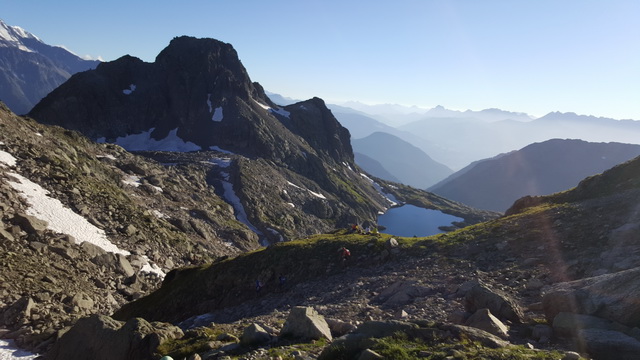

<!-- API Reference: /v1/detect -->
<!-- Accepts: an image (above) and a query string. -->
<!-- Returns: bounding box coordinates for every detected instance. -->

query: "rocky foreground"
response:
[47,149,640,360]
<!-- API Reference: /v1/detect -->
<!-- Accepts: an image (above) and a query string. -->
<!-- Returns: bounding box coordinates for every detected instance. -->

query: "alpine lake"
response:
[377,204,464,237]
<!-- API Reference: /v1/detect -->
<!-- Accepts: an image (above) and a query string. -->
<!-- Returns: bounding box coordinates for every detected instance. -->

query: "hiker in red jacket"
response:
[338,246,351,264]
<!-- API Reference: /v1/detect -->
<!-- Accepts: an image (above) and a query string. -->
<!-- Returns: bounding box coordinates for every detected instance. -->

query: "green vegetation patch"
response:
[372,335,565,359]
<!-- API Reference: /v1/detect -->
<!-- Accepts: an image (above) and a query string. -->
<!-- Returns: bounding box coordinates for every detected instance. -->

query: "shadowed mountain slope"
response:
[429,139,640,212]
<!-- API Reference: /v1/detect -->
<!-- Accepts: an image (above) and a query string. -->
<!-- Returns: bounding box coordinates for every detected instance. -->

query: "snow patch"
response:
[6,172,129,256]
[206,94,213,113]
[5,169,164,278]
[270,107,290,118]
[253,99,290,118]
[0,339,37,360]
[0,150,17,167]
[152,210,169,219]
[209,146,235,154]
[254,99,271,110]
[104,128,201,152]
[122,175,141,187]
[122,84,136,95]
[140,256,165,277]
[287,202,295,208]
[96,154,117,161]
[360,173,398,206]
[212,107,224,122]
[308,190,326,199]
[286,181,302,190]
[210,157,232,169]
[286,181,326,199]
[220,180,262,236]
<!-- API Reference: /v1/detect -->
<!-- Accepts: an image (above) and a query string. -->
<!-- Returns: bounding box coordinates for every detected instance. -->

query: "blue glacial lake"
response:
[377,204,464,237]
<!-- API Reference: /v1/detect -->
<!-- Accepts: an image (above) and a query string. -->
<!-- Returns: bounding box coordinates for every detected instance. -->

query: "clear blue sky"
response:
[3,0,639,119]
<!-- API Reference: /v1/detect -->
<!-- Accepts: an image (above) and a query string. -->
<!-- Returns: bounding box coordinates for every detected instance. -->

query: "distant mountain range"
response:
[429,139,640,212]
[352,132,453,189]
[0,19,99,114]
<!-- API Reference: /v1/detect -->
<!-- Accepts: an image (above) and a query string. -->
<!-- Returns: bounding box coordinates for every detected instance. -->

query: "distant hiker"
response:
[256,279,264,294]
[350,224,358,233]
[338,246,351,264]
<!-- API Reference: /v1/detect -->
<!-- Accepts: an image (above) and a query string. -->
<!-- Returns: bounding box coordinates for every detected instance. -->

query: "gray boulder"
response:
[326,318,356,337]
[552,312,628,338]
[464,280,524,323]
[439,324,511,348]
[578,328,640,360]
[464,308,509,338]
[2,296,34,326]
[281,306,332,341]
[240,323,271,346]
[542,267,640,327]
[81,241,107,258]
[46,314,183,360]
[531,324,553,343]
[91,253,135,277]
[12,213,48,234]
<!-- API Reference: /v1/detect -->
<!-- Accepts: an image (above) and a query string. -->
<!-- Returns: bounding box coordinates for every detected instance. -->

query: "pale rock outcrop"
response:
[463,280,524,323]
[542,267,640,327]
[240,323,271,346]
[280,306,332,341]
[464,308,509,338]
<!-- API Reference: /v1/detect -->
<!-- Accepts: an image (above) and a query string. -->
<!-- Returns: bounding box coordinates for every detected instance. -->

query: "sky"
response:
[2,0,640,119]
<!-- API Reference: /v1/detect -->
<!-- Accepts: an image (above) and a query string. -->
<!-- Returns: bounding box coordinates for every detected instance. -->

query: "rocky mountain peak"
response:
[0,20,99,115]
[28,36,338,164]
[0,19,40,51]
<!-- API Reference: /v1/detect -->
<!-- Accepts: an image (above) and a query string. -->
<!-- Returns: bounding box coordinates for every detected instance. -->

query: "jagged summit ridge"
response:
[0,19,99,114]
[0,19,40,52]
[28,36,354,168]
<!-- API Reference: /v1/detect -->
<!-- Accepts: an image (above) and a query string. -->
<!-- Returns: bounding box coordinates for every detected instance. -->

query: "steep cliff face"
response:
[28,36,393,238]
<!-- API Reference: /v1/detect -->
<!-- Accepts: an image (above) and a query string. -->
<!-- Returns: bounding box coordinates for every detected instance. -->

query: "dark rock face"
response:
[28,36,392,234]
[29,37,348,169]
[45,314,183,360]
[0,20,99,114]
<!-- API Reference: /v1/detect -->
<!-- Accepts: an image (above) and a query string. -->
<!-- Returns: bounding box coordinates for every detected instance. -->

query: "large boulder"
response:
[463,281,524,323]
[240,323,271,346]
[46,314,183,360]
[2,297,35,327]
[577,328,640,360]
[12,213,48,234]
[280,306,332,341]
[464,308,509,338]
[542,267,640,327]
[439,324,511,349]
[552,312,628,338]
